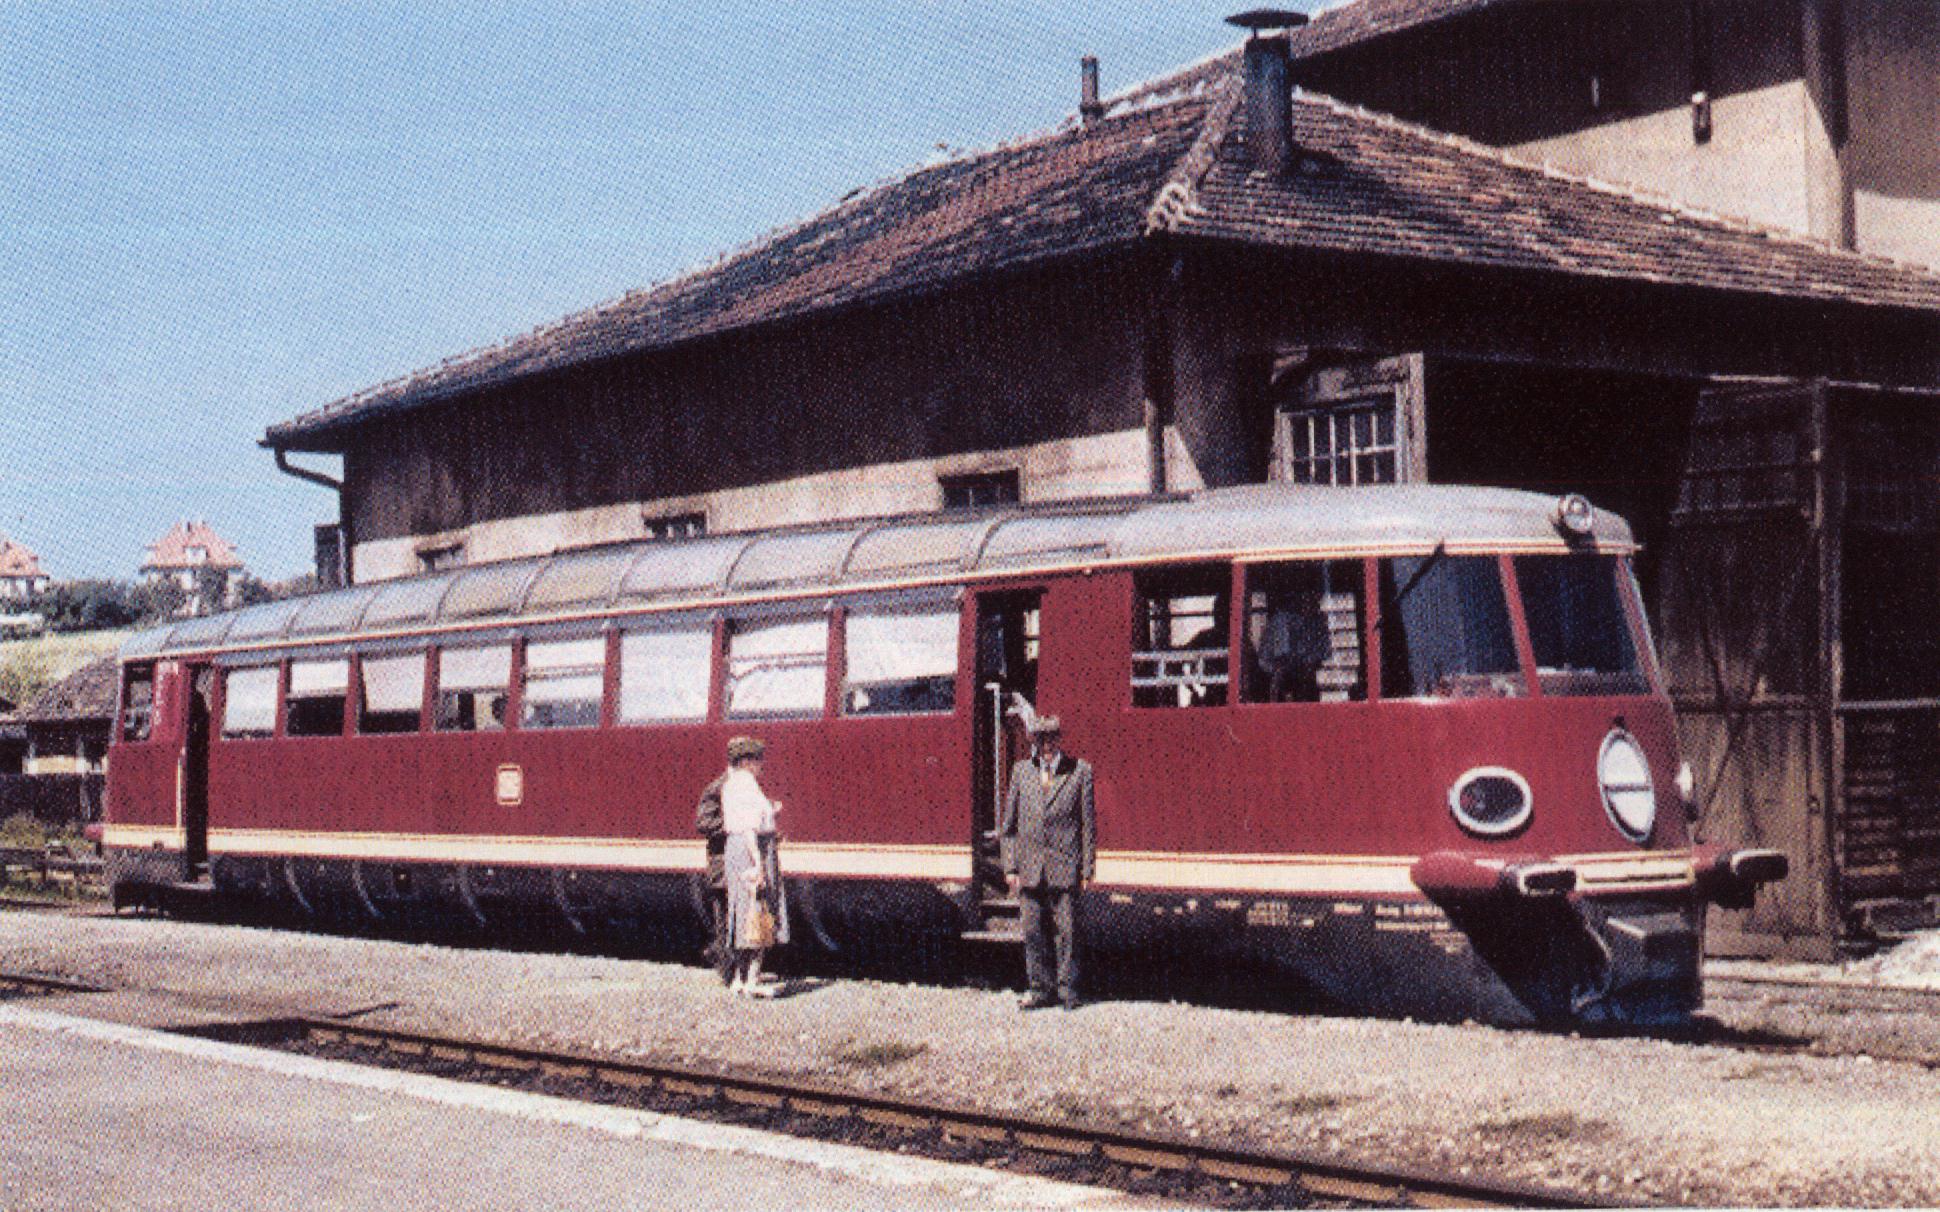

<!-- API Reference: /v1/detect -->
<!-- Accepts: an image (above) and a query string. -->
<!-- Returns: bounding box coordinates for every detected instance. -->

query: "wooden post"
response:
[1811,378,1846,941]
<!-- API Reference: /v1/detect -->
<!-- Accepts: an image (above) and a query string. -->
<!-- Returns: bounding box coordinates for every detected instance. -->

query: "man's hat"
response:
[726,736,766,761]
[1027,715,1063,737]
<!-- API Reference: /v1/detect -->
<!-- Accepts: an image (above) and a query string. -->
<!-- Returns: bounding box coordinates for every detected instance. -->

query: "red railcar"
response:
[104,485,1784,1024]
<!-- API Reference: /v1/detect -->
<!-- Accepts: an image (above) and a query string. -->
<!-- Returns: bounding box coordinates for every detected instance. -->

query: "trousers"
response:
[1019,884,1080,1000]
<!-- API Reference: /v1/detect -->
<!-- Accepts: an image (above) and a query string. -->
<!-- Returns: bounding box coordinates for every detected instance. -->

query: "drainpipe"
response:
[270,446,352,586]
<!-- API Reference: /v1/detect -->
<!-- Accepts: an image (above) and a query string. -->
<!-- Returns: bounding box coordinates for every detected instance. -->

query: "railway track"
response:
[0,970,1603,1209]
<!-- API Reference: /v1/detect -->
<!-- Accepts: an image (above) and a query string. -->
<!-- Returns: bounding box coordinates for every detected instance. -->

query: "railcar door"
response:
[971,591,1041,903]
[182,666,214,877]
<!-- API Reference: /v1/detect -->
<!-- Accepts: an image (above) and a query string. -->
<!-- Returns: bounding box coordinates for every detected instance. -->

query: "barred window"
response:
[521,636,605,730]
[1677,393,1806,517]
[1281,402,1398,486]
[1132,567,1231,708]
[726,615,828,720]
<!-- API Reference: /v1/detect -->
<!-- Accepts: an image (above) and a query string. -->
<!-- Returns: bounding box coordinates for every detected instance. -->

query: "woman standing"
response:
[720,736,789,996]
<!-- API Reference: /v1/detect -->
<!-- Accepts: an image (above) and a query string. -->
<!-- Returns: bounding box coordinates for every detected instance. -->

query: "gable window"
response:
[120,667,155,742]
[645,511,707,541]
[287,658,350,737]
[618,625,713,724]
[1132,566,1230,708]
[436,644,510,732]
[221,666,278,739]
[842,598,959,716]
[418,542,465,573]
[521,636,605,729]
[726,615,828,720]
[1242,561,1367,703]
[941,470,1020,510]
[359,652,425,734]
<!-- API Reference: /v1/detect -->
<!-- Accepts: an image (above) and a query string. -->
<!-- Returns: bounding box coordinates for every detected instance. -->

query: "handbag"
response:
[739,902,778,950]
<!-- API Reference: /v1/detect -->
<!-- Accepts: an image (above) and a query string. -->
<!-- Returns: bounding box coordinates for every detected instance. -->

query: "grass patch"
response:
[1,874,103,903]
[832,1038,928,1069]
[1282,1092,1361,1116]
[1473,1110,1614,1146]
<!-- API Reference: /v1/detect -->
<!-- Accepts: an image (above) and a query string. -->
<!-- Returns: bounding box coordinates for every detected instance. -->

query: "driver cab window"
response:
[1242,561,1367,703]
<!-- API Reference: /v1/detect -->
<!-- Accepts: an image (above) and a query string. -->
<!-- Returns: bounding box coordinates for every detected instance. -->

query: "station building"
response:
[263,2,1940,957]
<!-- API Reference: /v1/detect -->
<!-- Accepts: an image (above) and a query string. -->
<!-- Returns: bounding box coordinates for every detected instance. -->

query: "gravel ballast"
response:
[7,910,1940,1207]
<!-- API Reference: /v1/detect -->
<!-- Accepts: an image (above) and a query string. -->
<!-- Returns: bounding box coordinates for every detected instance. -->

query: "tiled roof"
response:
[270,96,1214,444]
[1161,84,1940,311]
[267,53,1940,447]
[1291,0,1516,59]
[142,521,243,572]
[14,657,117,725]
[0,538,45,581]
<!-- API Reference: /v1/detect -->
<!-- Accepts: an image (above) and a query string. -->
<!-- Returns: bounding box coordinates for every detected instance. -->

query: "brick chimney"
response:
[1080,55,1104,125]
[1228,9,1308,176]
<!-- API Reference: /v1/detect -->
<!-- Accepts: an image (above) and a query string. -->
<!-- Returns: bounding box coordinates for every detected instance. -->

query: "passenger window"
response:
[220,665,279,739]
[1132,566,1231,708]
[359,653,425,734]
[436,645,510,732]
[725,615,828,720]
[843,601,958,716]
[287,659,350,737]
[522,636,605,729]
[1379,555,1524,699]
[1243,561,1367,703]
[618,626,713,724]
[120,667,155,742]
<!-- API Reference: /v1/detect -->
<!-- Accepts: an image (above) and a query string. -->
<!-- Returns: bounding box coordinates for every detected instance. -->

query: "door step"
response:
[960,923,1025,945]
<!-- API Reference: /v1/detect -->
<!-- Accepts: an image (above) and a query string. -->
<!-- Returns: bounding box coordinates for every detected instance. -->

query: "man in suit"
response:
[999,715,1096,1010]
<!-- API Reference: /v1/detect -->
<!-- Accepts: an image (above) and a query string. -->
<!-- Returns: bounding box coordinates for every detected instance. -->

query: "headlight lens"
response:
[1448,767,1533,837]
[1598,730,1656,841]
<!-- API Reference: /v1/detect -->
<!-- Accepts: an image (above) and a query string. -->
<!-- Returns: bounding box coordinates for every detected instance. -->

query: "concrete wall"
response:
[345,259,1157,581]
[1846,0,1940,267]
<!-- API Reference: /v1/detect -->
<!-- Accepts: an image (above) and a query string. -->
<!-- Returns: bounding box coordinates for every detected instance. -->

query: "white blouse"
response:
[721,767,778,835]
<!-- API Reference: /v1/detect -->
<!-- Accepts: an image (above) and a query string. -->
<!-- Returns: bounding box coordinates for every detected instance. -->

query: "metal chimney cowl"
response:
[1227,8,1306,176]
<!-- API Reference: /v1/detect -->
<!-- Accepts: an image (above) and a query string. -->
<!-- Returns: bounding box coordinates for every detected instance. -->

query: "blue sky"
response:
[2,2,1326,580]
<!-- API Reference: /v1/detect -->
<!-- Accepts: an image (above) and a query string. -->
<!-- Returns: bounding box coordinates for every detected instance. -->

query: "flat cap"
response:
[726,736,766,761]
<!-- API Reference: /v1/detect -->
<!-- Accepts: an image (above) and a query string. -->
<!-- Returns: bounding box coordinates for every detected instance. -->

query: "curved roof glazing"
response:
[121,484,1633,659]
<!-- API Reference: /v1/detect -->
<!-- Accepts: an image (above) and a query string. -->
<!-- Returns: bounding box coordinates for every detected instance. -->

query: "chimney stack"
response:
[1080,55,1104,125]
[1227,9,1308,175]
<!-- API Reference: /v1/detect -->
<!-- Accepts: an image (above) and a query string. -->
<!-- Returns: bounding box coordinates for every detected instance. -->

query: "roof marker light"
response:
[1553,493,1596,538]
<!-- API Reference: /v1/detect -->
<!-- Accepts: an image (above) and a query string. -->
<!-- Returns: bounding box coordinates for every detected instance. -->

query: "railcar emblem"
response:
[495,764,524,806]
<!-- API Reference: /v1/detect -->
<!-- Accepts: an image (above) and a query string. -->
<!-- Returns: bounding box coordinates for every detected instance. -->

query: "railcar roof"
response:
[121,484,1632,660]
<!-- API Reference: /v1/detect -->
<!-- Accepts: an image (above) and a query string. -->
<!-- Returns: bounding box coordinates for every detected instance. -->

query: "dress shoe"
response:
[1019,992,1057,1010]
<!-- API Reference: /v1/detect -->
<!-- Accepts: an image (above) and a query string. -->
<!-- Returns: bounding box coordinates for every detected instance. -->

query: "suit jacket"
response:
[999,754,1096,890]
[695,772,728,891]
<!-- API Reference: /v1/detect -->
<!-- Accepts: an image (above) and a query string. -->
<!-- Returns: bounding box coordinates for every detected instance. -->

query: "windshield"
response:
[1514,554,1650,696]
[1379,555,1523,699]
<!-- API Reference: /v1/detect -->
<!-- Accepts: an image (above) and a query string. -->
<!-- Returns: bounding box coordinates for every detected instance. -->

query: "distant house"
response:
[141,521,244,615]
[0,537,48,601]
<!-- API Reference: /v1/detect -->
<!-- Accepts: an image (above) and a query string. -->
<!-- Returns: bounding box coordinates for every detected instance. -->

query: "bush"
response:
[0,647,52,708]
[0,813,47,849]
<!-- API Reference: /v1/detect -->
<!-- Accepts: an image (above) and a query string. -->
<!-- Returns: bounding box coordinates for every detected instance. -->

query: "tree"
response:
[0,646,52,709]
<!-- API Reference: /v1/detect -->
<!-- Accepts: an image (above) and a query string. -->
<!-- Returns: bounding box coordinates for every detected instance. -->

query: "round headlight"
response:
[1598,730,1656,842]
[1553,493,1596,538]
[1449,767,1533,837]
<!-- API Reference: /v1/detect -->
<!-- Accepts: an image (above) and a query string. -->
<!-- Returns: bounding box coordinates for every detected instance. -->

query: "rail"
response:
[289,1016,1607,1209]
